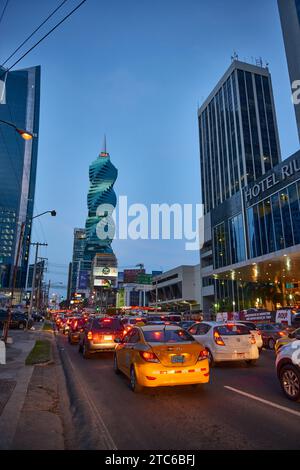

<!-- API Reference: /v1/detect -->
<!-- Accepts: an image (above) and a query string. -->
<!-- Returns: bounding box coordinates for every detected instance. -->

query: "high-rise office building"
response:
[278,0,300,141]
[0,65,41,289]
[198,61,300,313]
[198,60,281,215]
[70,228,88,297]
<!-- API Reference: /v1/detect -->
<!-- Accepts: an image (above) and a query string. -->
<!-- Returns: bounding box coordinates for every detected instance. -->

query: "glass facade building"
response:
[198,61,281,215]
[70,228,89,296]
[278,0,300,141]
[0,65,40,288]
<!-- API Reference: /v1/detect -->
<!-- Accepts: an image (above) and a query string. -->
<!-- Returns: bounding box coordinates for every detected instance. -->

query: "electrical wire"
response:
[0,0,9,28]
[0,0,87,79]
[1,0,69,67]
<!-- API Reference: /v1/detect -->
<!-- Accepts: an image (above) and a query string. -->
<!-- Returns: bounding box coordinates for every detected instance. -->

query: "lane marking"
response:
[224,386,300,418]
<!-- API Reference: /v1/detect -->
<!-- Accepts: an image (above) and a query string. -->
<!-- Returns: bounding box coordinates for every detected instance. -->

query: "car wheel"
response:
[83,342,91,359]
[206,349,215,367]
[18,322,25,330]
[129,366,142,392]
[113,354,120,375]
[268,338,275,350]
[245,359,257,366]
[279,364,300,401]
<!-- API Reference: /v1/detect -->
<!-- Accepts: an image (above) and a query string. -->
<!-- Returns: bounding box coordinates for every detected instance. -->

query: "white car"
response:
[188,321,259,366]
[234,321,263,351]
[276,340,300,401]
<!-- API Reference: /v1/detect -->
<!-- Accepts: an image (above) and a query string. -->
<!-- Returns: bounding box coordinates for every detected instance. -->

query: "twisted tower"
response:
[84,137,118,261]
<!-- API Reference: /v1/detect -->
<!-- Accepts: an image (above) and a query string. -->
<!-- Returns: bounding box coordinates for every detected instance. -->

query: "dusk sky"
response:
[1,0,299,295]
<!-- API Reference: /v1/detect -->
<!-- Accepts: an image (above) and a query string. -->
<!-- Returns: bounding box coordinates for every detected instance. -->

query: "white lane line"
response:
[224,386,300,418]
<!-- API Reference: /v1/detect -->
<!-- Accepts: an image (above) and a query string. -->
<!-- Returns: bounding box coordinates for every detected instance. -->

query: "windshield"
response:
[93,318,123,331]
[216,324,251,336]
[143,328,195,343]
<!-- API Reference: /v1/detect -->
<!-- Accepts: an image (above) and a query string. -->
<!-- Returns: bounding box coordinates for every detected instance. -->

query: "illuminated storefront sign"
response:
[244,157,300,203]
[93,266,118,277]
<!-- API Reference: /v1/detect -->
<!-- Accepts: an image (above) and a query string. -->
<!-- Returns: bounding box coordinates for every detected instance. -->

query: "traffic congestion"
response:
[51,308,300,402]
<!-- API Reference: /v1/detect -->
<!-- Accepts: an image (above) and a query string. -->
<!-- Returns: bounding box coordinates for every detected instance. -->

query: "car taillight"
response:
[87,331,93,340]
[214,331,225,346]
[139,351,160,363]
[198,349,209,361]
[257,330,261,336]
[251,334,256,344]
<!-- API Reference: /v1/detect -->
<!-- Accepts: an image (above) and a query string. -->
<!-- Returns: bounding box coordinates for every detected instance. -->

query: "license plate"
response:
[104,335,113,341]
[171,355,184,363]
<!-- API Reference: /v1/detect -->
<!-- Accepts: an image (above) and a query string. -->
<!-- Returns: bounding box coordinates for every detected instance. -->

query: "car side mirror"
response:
[114,338,122,344]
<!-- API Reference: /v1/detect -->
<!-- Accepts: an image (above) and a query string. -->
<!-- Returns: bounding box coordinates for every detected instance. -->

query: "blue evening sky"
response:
[0,0,299,294]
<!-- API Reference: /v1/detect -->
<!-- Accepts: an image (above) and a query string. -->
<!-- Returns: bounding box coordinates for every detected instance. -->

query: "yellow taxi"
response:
[113,324,210,392]
[275,327,300,354]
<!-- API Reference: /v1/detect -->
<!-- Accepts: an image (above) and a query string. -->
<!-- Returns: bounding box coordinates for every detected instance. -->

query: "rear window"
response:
[93,318,123,331]
[216,324,251,336]
[143,328,195,343]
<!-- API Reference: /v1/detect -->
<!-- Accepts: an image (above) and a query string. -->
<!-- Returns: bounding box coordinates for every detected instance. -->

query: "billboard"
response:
[78,270,89,289]
[93,266,118,277]
[94,279,111,287]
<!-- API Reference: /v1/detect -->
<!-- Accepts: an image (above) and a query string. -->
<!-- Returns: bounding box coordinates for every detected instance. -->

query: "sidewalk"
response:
[0,324,67,450]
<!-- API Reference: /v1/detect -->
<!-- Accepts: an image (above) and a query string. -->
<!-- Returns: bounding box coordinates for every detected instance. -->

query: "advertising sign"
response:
[276,309,292,326]
[94,279,111,287]
[93,266,118,277]
[242,310,272,322]
[78,270,89,289]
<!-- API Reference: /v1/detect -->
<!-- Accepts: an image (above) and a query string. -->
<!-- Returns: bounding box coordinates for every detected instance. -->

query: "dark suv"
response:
[79,317,125,358]
[0,310,33,330]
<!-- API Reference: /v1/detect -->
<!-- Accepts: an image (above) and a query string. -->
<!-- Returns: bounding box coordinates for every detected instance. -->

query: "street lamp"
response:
[0,118,33,140]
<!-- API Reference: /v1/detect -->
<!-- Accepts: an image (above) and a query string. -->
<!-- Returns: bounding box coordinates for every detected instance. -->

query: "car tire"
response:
[279,364,300,402]
[268,338,275,350]
[113,354,120,375]
[83,342,91,359]
[206,349,215,367]
[129,366,142,393]
[245,359,257,366]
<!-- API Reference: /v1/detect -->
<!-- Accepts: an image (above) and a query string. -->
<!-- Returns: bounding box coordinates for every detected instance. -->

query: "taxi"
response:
[275,327,300,354]
[113,325,209,392]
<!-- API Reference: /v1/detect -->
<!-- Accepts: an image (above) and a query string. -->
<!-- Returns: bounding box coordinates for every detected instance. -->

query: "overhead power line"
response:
[1,0,69,67]
[0,0,87,79]
[0,0,9,28]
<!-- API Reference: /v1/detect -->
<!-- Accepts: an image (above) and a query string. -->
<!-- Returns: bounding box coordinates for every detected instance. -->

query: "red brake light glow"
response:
[198,349,209,361]
[214,330,225,346]
[139,351,160,363]
[251,334,256,344]
[87,331,93,340]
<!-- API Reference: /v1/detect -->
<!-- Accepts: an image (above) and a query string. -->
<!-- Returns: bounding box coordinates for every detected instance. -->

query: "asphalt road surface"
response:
[57,333,300,450]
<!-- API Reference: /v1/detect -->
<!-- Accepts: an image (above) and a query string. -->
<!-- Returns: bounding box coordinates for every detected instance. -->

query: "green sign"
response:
[137,274,152,285]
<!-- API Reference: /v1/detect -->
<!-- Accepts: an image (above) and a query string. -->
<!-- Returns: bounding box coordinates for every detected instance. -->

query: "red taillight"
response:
[74,321,78,330]
[198,349,209,361]
[251,334,256,344]
[139,351,160,363]
[278,331,285,337]
[257,331,261,336]
[103,318,111,323]
[214,330,225,346]
[87,331,93,340]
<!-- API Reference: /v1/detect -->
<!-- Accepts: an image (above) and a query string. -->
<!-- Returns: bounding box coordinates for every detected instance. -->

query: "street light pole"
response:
[28,242,48,319]
[0,118,33,140]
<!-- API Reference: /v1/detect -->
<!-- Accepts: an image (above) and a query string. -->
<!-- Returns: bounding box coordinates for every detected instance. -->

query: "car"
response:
[234,321,263,351]
[276,340,300,401]
[78,317,125,358]
[32,312,44,322]
[179,320,200,330]
[0,310,33,330]
[188,321,259,366]
[292,313,300,327]
[275,327,300,354]
[113,324,209,392]
[256,323,288,350]
[121,316,146,332]
[160,314,182,324]
[68,317,86,344]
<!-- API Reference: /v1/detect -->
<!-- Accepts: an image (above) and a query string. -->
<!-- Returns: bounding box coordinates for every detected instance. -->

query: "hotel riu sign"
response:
[244,157,300,203]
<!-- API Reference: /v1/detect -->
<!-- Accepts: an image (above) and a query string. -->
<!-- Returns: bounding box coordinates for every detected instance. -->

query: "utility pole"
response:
[28,242,48,319]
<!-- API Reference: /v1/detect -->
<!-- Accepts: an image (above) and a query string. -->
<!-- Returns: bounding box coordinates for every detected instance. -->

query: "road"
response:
[57,332,300,450]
